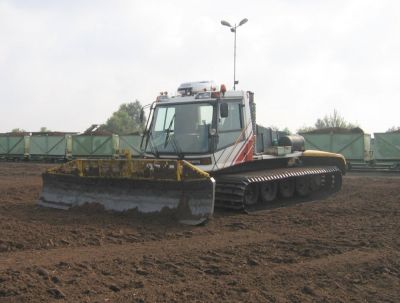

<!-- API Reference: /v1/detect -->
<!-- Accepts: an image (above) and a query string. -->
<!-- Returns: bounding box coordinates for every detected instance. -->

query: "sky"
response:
[0,0,399,134]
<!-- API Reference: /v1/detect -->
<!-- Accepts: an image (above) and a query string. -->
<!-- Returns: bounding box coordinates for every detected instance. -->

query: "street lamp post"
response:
[221,18,248,90]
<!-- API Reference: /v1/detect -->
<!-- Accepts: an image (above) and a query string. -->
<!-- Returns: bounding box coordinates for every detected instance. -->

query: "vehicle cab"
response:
[141,81,255,172]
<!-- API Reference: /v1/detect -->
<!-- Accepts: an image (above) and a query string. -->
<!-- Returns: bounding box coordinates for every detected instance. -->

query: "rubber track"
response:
[214,166,341,210]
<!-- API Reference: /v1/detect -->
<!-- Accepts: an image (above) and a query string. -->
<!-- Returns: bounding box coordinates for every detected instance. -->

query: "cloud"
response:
[0,0,399,133]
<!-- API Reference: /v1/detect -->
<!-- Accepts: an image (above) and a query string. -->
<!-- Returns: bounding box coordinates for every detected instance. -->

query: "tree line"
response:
[296,109,359,133]
[97,100,145,134]
[8,104,400,134]
[10,101,146,135]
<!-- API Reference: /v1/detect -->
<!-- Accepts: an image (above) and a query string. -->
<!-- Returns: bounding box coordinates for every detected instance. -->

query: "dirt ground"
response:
[0,162,399,303]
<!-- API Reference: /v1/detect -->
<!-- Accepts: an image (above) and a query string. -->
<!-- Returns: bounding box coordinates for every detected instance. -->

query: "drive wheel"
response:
[260,181,278,202]
[324,174,333,190]
[295,176,310,197]
[243,183,259,206]
[279,179,295,198]
[333,172,342,191]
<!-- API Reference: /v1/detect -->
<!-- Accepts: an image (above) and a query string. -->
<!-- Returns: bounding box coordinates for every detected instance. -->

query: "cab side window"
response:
[217,103,243,149]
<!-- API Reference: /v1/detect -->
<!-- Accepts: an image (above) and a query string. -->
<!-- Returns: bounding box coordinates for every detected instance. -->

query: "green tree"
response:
[282,127,292,135]
[270,125,291,134]
[387,126,400,132]
[11,128,26,133]
[315,109,357,129]
[297,109,358,133]
[40,127,50,132]
[101,100,145,134]
[297,125,315,133]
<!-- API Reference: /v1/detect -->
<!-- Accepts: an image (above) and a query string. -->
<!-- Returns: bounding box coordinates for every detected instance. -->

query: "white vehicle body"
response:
[143,89,256,172]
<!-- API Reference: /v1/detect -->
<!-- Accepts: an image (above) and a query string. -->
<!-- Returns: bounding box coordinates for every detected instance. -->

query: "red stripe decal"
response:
[233,136,254,164]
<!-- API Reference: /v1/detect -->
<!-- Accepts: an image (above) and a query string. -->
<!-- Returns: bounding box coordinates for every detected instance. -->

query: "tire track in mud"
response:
[1,164,400,302]
[92,248,398,303]
[1,229,396,302]
[265,248,397,273]
[0,229,280,271]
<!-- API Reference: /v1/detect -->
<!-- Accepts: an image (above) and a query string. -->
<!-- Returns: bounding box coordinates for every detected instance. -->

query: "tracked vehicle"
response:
[39,81,346,224]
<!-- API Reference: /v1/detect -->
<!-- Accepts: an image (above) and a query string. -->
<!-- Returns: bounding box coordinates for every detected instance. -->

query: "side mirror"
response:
[220,103,229,118]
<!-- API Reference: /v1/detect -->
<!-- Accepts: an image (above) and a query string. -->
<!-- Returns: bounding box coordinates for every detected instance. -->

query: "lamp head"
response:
[221,20,232,27]
[239,18,248,26]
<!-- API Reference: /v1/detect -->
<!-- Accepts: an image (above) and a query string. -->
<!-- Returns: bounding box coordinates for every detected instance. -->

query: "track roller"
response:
[243,183,259,206]
[214,166,342,210]
[279,179,295,198]
[295,176,311,197]
[260,181,278,203]
[310,175,322,191]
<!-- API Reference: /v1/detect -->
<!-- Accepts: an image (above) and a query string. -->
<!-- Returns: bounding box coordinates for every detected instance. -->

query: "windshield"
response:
[146,102,214,154]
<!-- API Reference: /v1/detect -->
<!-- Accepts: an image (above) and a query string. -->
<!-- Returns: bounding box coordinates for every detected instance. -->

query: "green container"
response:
[29,135,69,159]
[373,133,400,161]
[0,136,7,156]
[0,135,29,158]
[119,134,142,156]
[301,131,371,162]
[72,134,119,158]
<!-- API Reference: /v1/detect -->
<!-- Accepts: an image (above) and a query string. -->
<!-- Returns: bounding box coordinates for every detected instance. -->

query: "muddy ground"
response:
[0,162,399,302]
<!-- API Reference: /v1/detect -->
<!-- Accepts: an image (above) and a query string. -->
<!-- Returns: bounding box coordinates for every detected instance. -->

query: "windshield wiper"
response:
[146,131,159,158]
[169,134,184,159]
[163,114,184,159]
[164,114,175,148]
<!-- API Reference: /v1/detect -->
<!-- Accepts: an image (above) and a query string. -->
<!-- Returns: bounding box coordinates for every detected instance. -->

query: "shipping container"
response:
[71,134,119,158]
[119,134,142,157]
[373,132,400,162]
[0,134,29,159]
[300,128,371,162]
[29,134,71,160]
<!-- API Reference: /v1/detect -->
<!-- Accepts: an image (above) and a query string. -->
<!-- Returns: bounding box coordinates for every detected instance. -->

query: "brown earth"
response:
[0,162,399,302]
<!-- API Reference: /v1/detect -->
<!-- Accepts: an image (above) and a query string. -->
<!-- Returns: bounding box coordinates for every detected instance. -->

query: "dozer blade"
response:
[38,159,215,225]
